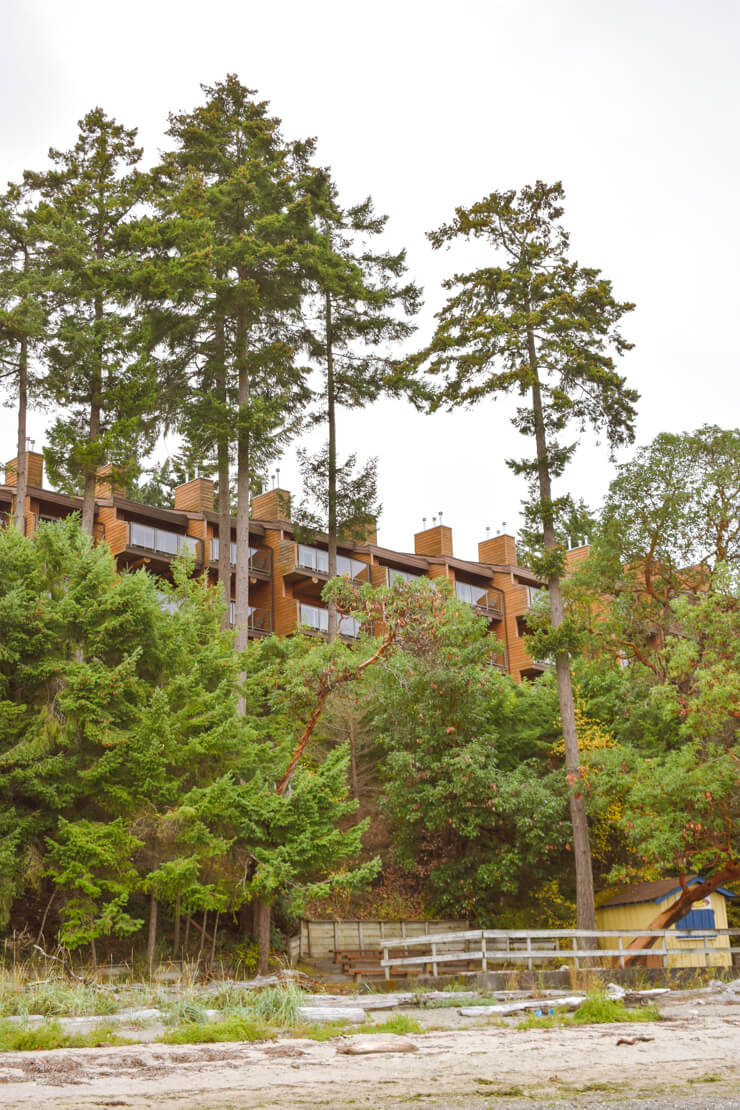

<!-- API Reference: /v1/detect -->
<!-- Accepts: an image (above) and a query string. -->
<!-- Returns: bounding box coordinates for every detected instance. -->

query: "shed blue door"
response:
[675,909,715,931]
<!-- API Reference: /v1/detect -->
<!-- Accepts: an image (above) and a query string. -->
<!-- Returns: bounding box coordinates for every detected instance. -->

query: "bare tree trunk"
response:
[90,937,97,969]
[326,290,338,642]
[147,894,158,973]
[173,896,181,959]
[183,915,190,958]
[35,891,55,946]
[14,335,28,534]
[255,900,271,976]
[235,319,250,713]
[527,324,595,931]
[209,911,219,967]
[197,910,208,962]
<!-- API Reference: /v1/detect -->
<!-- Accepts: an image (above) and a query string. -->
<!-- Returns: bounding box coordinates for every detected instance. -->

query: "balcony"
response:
[127,521,203,564]
[282,543,369,597]
[210,538,272,578]
[455,580,504,620]
[227,603,273,636]
[484,652,507,673]
[386,567,423,585]
[299,602,361,640]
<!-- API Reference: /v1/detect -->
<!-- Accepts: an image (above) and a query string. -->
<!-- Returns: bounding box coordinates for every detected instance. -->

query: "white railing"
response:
[211,539,272,574]
[129,521,201,561]
[378,927,740,979]
[299,602,361,639]
[297,544,369,582]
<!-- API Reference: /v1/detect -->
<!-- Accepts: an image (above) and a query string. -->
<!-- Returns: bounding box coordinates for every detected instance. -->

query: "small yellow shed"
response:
[596,877,735,969]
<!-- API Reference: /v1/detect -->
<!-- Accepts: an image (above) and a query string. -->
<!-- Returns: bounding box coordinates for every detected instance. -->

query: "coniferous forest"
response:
[1,77,738,975]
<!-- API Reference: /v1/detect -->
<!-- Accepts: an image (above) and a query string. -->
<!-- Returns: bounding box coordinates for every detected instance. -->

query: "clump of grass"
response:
[0,979,117,1018]
[358,1015,422,1035]
[570,992,660,1025]
[246,983,304,1025]
[165,997,208,1026]
[0,1019,131,1052]
[206,981,304,1026]
[161,1015,274,1045]
[517,990,661,1029]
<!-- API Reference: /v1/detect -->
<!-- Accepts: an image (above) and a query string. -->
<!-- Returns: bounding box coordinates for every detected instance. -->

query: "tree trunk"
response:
[173,896,181,959]
[210,911,219,967]
[90,937,97,968]
[235,320,250,713]
[527,326,595,931]
[14,335,28,534]
[197,910,208,962]
[326,291,338,642]
[255,899,271,976]
[215,311,232,629]
[147,894,158,973]
[183,915,190,958]
[82,297,103,536]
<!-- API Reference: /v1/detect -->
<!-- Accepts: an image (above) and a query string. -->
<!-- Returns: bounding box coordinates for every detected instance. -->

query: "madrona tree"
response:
[409,182,637,928]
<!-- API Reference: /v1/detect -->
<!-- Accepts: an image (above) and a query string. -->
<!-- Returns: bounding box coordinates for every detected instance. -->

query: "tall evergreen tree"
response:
[409,182,637,929]
[301,184,421,638]
[158,77,318,660]
[26,108,156,534]
[0,182,47,531]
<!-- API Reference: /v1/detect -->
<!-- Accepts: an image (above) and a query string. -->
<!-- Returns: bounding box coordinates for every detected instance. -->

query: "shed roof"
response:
[599,876,736,908]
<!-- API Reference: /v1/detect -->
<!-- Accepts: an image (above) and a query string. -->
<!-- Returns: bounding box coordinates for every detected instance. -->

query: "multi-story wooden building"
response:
[1,450,550,683]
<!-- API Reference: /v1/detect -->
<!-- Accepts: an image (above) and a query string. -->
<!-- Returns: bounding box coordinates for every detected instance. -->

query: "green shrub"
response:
[0,1019,130,1052]
[161,1015,273,1044]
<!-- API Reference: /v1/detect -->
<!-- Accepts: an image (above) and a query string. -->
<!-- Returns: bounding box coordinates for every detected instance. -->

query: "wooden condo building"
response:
[1,451,551,683]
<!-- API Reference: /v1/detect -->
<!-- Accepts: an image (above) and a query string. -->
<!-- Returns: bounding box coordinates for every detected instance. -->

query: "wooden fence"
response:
[291,919,469,961]
[378,927,740,978]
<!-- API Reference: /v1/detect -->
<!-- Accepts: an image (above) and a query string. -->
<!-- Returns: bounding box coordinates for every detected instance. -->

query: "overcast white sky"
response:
[1,0,738,559]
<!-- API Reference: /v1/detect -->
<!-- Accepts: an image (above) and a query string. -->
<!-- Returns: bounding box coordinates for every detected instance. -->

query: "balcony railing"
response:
[524,585,543,609]
[128,521,202,562]
[227,603,273,633]
[299,602,361,639]
[211,538,272,575]
[387,567,423,585]
[297,544,369,582]
[455,580,504,618]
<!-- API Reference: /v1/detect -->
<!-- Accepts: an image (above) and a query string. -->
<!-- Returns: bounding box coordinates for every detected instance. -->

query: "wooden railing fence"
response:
[379,928,740,978]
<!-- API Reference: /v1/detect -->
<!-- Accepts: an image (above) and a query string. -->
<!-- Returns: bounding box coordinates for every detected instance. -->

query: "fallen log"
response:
[336,1037,418,1055]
